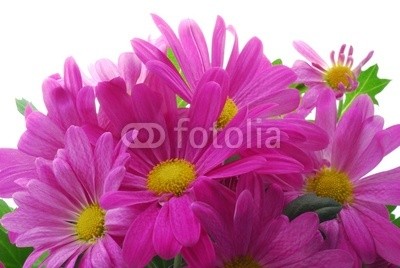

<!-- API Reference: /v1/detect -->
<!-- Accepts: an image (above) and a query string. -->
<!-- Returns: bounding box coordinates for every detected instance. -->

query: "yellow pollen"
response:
[147,158,196,196]
[224,256,261,268]
[75,204,105,243]
[217,98,239,129]
[324,65,353,90]
[306,167,354,204]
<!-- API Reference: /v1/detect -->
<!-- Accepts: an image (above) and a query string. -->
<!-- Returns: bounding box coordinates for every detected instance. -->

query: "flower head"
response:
[284,90,400,266]
[1,127,131,267]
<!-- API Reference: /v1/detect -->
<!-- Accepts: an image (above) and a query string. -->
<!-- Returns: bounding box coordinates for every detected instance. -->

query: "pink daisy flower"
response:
[1,126,131,267]
[191,177,354,267]
[284,90,400,266]
[98,74,327,266]
[292,41,373,115]
[0,57,98,197]
[132,15,300,127]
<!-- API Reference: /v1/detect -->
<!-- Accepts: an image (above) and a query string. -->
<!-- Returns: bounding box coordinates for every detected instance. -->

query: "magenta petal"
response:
[64,126,95,195]
[182,229,216,268]
[355,166,400,205]
[229,37,263,96]
[340,207,376,263]
[293,41,328,67]
[169,195,201,247]
[152,14,197,88]
[316,89,337,142]
[101,235,125,267]
[146,60,192,102]
[375,124,400,156]
[206,156,266,178]
[211,16,226,68]
[179,19,210,81]
[153,203,182,259]
[357,205,400,265]
[76,86,98,126]
[64,57,82,96]
[287,249,354,268]
[22,249,47,268]
[123,205,158,267]
[90,238,111,267]
[101,191,158,209]
[233,190,255,256]
[131,38,173,68]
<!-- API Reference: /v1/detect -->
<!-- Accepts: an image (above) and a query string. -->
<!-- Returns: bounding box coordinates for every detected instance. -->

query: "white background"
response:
[0,0,400,213]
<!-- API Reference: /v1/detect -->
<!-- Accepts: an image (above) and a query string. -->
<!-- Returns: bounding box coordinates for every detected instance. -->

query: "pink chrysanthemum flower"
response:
[0,57,98,197]
[292,41,373,115]
[191,177,354,267]
[97,74,327,266]
[133,15,300,127]
[1,127,131,267]
[284,90,400,266]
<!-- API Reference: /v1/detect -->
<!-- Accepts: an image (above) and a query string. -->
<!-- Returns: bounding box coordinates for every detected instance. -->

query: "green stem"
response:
[337,99,344,118]
[173,255,182,268]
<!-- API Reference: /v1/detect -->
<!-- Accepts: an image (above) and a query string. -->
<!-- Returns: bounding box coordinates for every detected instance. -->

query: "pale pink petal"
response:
[293,41,328,67]
[64,57,83,96]
[118,52,142,92]
[292,60,324,84]
[94,58,120,81]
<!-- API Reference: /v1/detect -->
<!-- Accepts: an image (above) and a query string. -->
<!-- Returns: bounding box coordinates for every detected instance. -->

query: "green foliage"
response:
[272,58,282,65]
[176,96,188,108]
[283,193,342,223]
[15,98,36,115]
[0,200,33,268]
[147,256,175,268]
[343,64,390,111]
[167,48,182,74]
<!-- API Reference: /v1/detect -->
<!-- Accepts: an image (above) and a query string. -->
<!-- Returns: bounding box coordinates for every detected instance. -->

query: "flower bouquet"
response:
[0,15,399,268]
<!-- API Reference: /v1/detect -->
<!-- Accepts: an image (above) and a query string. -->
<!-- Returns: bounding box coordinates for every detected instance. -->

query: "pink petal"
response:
[179,19,210,81]
[118,52,142,92]
[153,203,182,259]
[292,60,324,84]
[122,205,158,267]
[100,190,158,209]
[169,195,201,247]
[375,124,400,156]
[64,126,95,196]
[64,57,83,96]
[211,16,226,67]
[76,86,98,126]
[205,156,266,179]
[286,249,354,268]
[357,205,400,265]
[229,37,263,97]
[152,14,197,88]
[293,41,328,67]
[340,206,376,263]
[182,229,216,268]
[355,167,400,205]
[233,190,255,256]
[94,58,119,81]
[316,89,337,142]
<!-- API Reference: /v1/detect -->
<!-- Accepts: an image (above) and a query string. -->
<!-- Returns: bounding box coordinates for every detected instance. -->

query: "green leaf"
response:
[167,48,182,74]
[0,201,33,268]
[15,98,37,115]
[176,96,188,108]
[393,217,400,228]
[283,193,342,222]
[343,64,390,111]
[147,256,175,268]
[32,252,49,268]
[272,58,282,65]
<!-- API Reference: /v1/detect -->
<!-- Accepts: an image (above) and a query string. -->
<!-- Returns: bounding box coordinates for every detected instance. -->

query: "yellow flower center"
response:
[147,158,196,196]
[324,65,353,90]
[306,168,354,204]
[75,204,105,243]
[224,256,261,268]
[217,98,239,129]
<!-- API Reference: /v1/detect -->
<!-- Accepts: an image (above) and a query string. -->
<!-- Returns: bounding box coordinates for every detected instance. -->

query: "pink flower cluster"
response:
[0,15,400,268]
